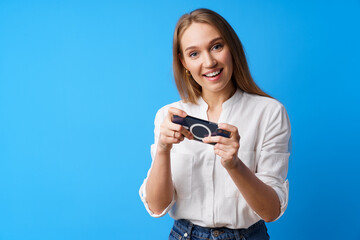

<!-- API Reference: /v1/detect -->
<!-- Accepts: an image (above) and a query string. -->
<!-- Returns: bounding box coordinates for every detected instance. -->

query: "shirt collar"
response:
[197,95,208,111]
[197,88,243,110]
[222,88,243,109]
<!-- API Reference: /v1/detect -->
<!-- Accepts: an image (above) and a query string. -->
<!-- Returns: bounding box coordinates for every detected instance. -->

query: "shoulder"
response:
[241,92,286,114]
[242,93,290,134]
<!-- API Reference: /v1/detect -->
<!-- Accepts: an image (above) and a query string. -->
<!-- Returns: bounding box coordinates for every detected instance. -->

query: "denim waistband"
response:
[172,219,268,240]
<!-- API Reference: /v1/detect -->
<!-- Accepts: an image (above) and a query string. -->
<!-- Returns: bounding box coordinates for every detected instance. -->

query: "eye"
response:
[212,44,223,51]
[189,51,198,58]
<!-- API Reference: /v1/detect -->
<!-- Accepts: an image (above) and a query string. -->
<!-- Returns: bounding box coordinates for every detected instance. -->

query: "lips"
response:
[203,68,223,81]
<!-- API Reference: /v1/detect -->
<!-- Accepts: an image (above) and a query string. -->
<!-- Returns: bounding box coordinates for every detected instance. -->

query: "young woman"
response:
[139,8,291,240]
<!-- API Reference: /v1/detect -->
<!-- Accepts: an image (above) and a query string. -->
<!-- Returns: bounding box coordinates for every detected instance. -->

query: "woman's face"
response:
[180,22,234,97]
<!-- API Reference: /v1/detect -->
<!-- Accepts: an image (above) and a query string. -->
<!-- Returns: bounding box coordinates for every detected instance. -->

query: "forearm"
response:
[145,148,174,214]
[227,158,281,222]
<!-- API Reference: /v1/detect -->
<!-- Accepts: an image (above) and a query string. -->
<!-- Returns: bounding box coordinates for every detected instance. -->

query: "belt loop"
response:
[233,228,243,240]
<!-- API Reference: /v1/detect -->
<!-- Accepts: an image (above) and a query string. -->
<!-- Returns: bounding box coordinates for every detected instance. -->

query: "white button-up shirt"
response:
[139,89,291,229]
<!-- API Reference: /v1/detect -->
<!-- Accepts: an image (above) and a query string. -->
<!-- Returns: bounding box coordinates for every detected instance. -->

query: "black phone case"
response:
[172,115,230,144]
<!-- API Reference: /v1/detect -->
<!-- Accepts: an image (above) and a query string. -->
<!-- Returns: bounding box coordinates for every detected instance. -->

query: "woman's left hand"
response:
[202,123,240,170]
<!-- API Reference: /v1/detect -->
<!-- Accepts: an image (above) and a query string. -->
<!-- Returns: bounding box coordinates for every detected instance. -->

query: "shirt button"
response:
[184,232,188,238]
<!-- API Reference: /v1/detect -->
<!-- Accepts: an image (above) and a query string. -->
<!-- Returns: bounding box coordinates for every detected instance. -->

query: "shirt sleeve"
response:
[255,103,291,220]
[138,107,176,218]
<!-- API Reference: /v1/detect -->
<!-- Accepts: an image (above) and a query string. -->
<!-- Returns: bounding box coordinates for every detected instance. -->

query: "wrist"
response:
[225,157,242,171]
[157,143,172,153]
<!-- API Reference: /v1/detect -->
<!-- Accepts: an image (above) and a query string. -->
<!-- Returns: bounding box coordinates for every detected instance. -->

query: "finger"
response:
[172,131,180,139]
[163,136,181,144]
[173,131,185,141]
[218,123,240,139]
[218,123,237,132]
[162,126,187,142]
[162,128,180,138]
[159,134,179,146]
[214,143,231,151]
[168,107,187,120]
[214,148,231,159]
[179,127,193,140]
[214,148,227,158]
[165,122,193,140]
[165,108,193,139]
[203,135,231,144]
[160,124,178,138]
[214,143,238,156]
[165,121,184,132]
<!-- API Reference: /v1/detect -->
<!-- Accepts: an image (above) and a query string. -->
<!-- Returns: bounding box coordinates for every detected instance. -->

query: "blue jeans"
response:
[169,219,270,240]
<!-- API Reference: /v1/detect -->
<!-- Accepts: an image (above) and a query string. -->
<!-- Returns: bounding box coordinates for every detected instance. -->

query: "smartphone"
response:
[172,115,231,144]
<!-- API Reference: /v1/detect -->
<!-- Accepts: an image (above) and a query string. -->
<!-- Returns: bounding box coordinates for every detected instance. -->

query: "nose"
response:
[203,52,217,68]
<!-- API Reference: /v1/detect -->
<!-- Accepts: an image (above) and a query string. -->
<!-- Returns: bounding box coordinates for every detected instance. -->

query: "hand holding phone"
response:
[172,115,230,144]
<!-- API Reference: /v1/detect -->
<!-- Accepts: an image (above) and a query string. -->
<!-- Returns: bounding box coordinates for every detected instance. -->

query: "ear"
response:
[178,52,188,70]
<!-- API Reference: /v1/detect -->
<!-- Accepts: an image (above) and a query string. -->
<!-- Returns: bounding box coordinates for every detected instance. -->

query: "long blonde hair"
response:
[173,8,271,103]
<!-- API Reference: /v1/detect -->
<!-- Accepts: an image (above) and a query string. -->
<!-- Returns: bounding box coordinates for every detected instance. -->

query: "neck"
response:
[202,85,236,123]
[202,85,236,110]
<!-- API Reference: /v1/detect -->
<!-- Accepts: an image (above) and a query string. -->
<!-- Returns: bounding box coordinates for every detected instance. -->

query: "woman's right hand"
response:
[158,107,193,152]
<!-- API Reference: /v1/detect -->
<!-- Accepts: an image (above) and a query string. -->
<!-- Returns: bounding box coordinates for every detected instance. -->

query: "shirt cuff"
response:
[139,178,175,218]
[255,174,289,221]
[272,179,289,221]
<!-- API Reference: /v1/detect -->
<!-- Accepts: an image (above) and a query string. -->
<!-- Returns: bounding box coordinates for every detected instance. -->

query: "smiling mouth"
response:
[203,69,222,77]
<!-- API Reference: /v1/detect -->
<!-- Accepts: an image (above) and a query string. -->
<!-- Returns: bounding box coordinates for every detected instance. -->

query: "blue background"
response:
[1,0,359,239]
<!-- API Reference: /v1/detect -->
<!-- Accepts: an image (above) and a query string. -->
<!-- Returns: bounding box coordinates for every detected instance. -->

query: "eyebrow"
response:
[184,37,224,52]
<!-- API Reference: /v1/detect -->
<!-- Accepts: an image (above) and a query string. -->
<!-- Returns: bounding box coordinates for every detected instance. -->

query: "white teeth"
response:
[205,70,220,77]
